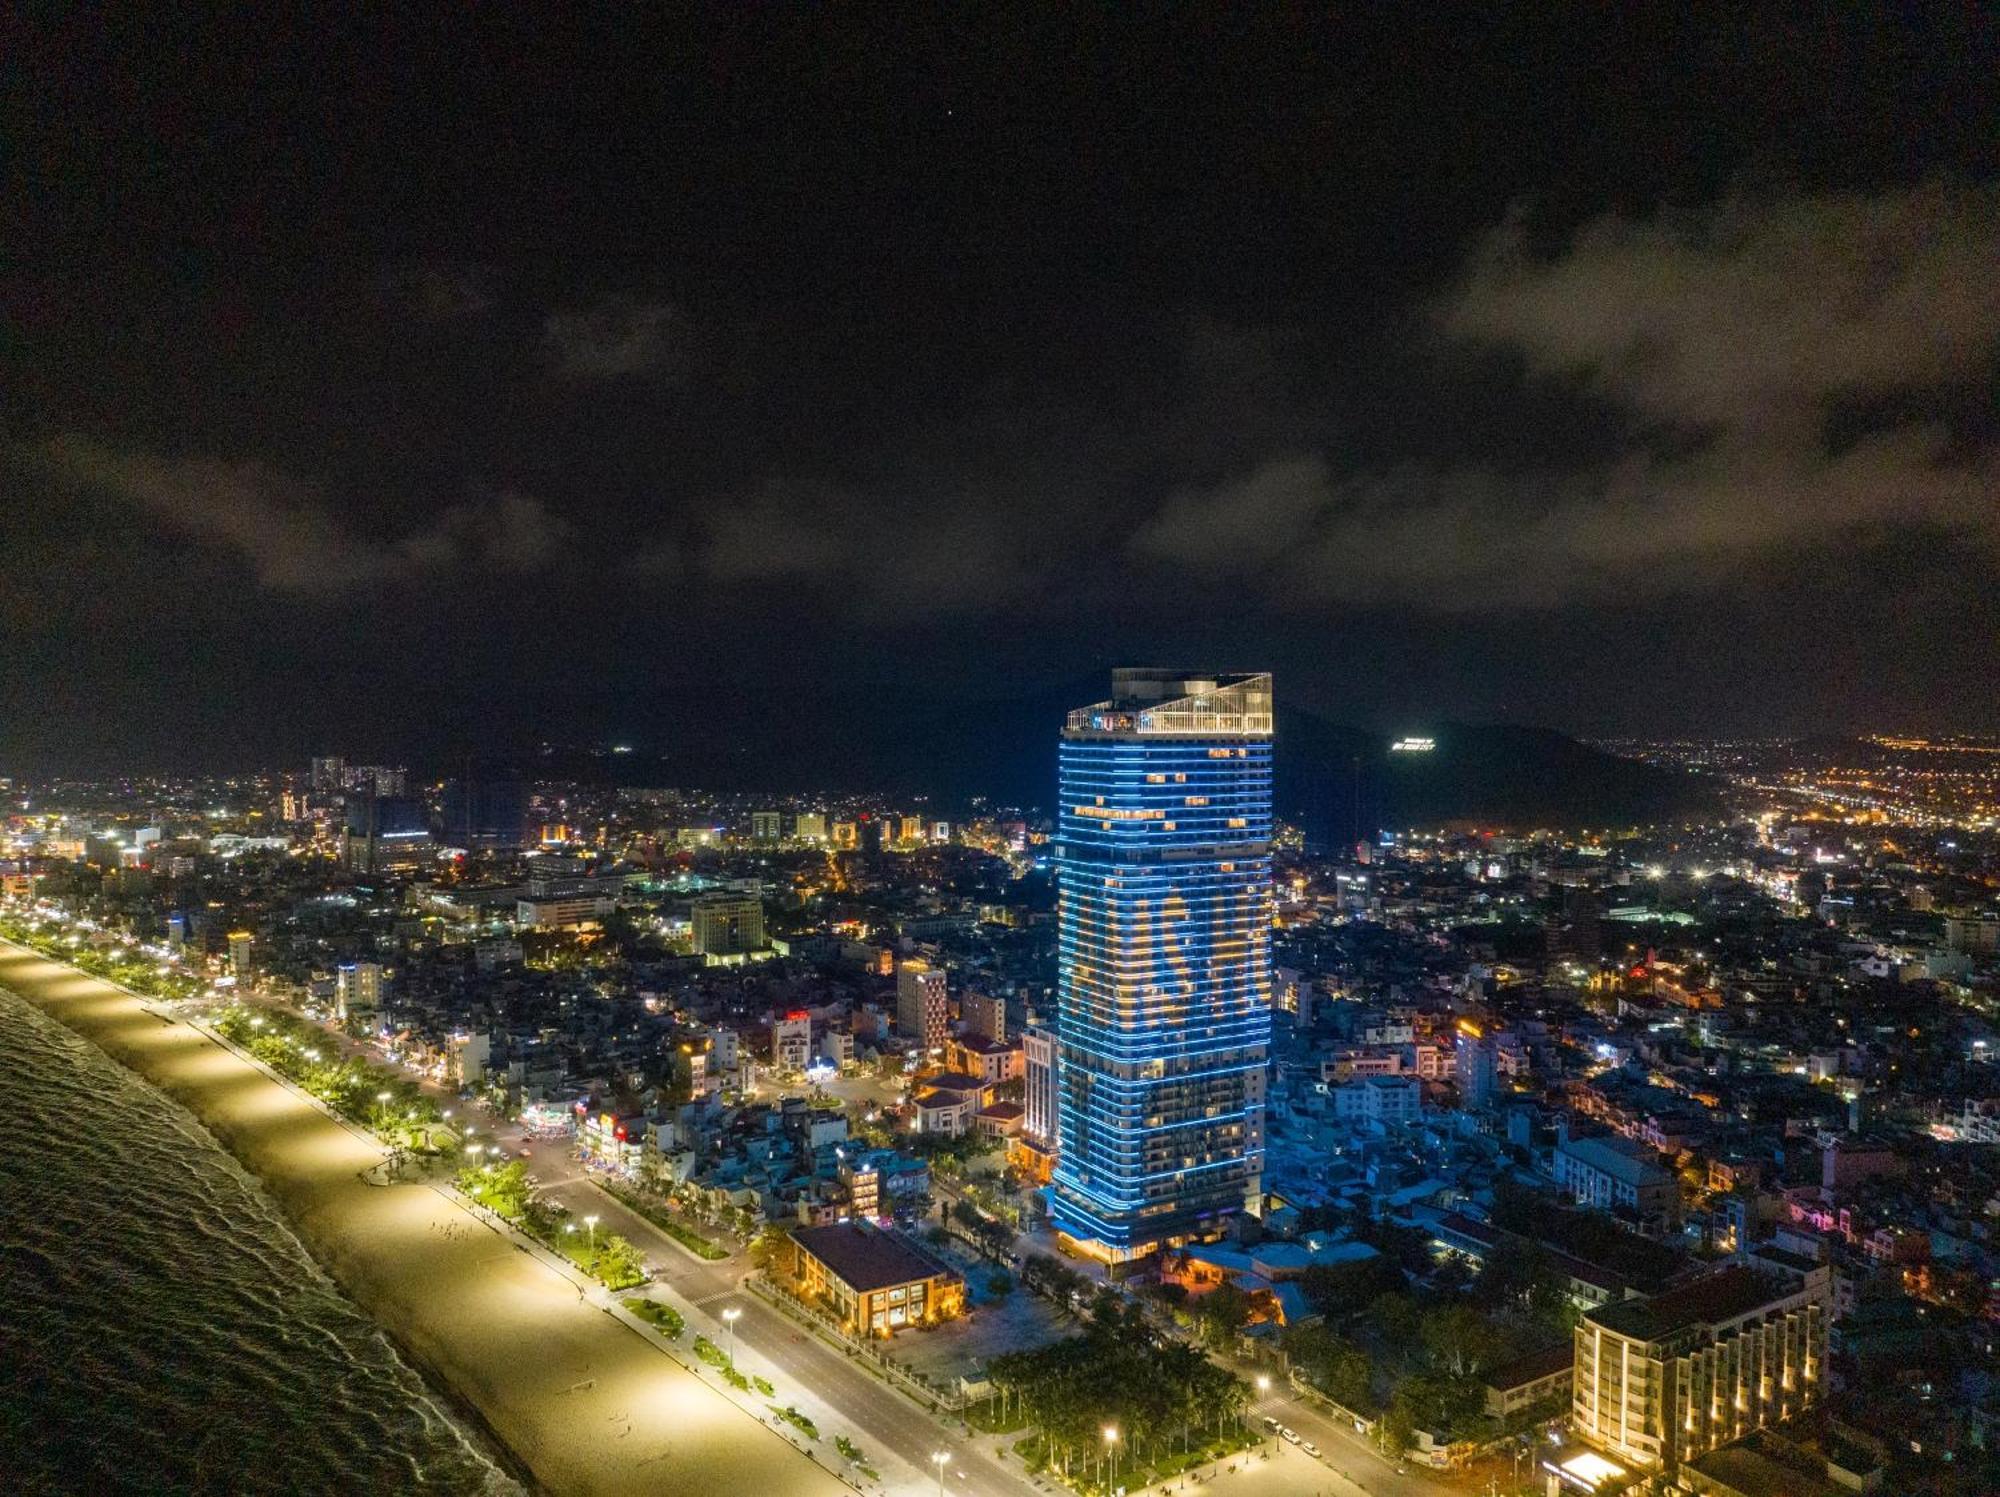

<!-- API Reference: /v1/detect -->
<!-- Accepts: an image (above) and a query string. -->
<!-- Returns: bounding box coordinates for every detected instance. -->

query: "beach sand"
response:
[0,943,847,1497]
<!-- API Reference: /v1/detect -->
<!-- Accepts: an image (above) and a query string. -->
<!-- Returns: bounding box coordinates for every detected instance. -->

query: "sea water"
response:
[0,986,522,1495]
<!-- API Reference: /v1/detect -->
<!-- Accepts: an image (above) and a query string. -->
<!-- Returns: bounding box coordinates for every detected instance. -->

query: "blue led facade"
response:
[1050,672,1273,1258]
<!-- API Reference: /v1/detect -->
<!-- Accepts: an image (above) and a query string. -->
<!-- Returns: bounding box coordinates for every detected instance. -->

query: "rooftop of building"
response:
[1748,1244,1823,1276]
[1482,1341,1575,1391]
[921,1070,989,1094]
[789,1223,958,1292]
[1557,1133,1673,1186]
[1585,1266,1796,1343]
[1065,670,1273,737]
[1686,1444,1843,1497]
[955,1032,1019,1053]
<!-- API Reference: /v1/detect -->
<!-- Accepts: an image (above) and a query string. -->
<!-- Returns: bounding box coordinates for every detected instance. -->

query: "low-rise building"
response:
[1333,1074,1422,1127]
[771,1010,812,1071]
[1554,1133,1679,1233]
[1481,1343,1574,1418]
[951,1033,1024,1085]
[787,1223,964,1337]
[516,893,614,929]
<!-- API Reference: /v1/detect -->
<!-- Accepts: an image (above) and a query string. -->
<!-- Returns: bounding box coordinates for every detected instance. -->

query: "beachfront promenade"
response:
[0,941,848,1497]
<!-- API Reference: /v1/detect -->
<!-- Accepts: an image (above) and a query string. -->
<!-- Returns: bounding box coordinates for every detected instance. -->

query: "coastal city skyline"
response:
[6,8,1999,1497]
[7,707,2000,1495]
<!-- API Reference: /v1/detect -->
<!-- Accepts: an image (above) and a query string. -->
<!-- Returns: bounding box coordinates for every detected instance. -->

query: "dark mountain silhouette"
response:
[1273,710,1720,843]
[520,675,1717,838]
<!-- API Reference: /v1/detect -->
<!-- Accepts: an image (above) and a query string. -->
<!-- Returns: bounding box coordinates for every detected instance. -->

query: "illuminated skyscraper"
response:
[1051,670,1273,1260]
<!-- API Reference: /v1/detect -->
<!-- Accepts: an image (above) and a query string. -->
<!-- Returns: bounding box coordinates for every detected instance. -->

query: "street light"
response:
[722,1305,741,1366]
[585,1214,599,1253]
[1103,1426,1119,1491]
[931,1449,949,1497]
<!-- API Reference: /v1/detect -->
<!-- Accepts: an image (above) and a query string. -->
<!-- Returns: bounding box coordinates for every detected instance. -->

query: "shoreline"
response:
[0,941,846,1497]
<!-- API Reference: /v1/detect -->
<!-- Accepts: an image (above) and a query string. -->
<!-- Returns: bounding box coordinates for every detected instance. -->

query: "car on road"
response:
[1261,1416,1280,1433]
[518,1148,533,1158]
[1301,1440,1320,1458]
[1280,1427,1300,1444]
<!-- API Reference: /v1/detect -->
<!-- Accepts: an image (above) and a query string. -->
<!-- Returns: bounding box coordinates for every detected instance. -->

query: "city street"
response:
[493,1117,1040,1497]
[1249,1385,1458,1497]
[255,1004,1030,1495]
[267,999,1464,1497]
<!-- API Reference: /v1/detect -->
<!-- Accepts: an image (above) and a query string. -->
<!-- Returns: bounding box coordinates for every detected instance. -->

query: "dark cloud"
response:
[691,479,1036,617]
[1442,183,2000,425]
[1132,184,2000,608]
[33,437,569,594]
[392,262,497,321]
[540,298,690,382]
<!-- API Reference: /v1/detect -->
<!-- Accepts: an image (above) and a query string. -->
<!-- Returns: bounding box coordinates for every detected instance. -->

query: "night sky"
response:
[6,9,1997,777]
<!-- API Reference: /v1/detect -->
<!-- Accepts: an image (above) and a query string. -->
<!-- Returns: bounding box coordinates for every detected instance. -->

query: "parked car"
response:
[1301,1441,1321,1459]
[1280,1427,1300,1445]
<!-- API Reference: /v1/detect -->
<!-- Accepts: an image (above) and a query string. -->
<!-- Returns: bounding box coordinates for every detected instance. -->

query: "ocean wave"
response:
[0,989,523,1496]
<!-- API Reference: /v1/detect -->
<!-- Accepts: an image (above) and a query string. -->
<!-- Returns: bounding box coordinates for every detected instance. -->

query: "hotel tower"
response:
[1050,670,1273,1260]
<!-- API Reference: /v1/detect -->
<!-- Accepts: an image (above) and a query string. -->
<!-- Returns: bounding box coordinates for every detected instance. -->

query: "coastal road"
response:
[497,1122,1042,1497]
[491,1112,1454,1497]
[271,1006,1444,1497]
[242,1005,1033,1496]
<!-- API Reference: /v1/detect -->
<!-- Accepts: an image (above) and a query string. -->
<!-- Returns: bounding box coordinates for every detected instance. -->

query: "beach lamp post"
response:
[722,1305,741,1367]
[931,1449,949,1497]
[585,1214,599,1253]
[1103,1425,1119,1490]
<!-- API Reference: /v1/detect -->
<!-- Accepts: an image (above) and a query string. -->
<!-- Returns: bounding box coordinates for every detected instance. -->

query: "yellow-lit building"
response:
[788,1223,964,1337]
[1573,1266,1826,1475]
